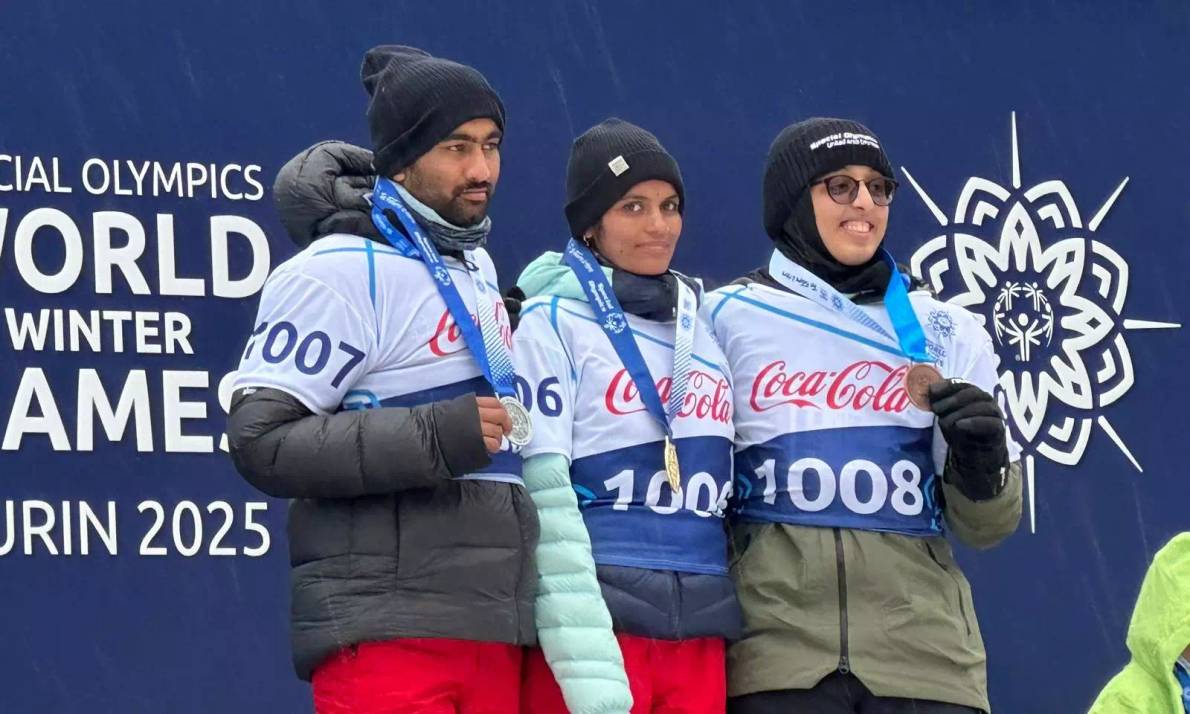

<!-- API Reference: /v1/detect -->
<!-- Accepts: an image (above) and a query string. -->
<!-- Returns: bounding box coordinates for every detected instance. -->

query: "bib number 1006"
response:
[752,458,924,516]
[603,469,732,518]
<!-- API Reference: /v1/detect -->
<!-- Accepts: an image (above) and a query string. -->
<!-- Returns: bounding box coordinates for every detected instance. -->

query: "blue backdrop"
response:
[1,2,1187,712]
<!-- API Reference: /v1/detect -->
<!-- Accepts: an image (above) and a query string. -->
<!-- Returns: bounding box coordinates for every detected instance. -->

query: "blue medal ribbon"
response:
[562,238,696,438]
[768,248,932,363]
[370,177,517,400]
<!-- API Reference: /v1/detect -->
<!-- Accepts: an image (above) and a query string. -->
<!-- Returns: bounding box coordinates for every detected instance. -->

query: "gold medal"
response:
[664,437,682,493]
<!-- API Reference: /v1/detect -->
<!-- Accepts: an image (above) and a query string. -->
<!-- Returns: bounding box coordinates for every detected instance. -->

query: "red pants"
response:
[522,634,726,713]
[312,638,522,714]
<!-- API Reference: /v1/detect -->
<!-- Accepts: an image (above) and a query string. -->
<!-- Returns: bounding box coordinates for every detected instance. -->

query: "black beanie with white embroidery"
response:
[762,117,894,240]
[761,117,896,294]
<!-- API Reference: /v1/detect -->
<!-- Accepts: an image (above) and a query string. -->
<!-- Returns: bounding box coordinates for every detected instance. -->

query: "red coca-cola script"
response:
[428,301,513,357]
[605,368,732,423]
[749,360,911,413]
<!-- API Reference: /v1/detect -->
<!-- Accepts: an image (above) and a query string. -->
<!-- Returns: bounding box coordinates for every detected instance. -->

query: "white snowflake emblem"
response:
[906,113,1180,531]
[432,266,451,285]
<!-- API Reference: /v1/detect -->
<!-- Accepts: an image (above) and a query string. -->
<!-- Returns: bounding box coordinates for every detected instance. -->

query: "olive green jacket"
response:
[728,463,1022,712]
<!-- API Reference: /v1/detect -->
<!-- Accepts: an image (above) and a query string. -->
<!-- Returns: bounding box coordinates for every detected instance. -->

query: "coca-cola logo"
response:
[604,368,732,424]
[749,360,911,413]
[428,301,513,357]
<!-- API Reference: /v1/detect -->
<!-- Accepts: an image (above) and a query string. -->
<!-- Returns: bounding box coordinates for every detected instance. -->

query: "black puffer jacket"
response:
[228,142,538,680]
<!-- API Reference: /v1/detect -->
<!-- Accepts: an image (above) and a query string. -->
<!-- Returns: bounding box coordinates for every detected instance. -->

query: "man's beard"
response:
[435,186,492,227]
[404,173,493,227]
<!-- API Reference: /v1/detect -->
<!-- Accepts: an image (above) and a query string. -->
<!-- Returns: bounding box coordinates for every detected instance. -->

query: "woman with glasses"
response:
[705,117,1023,714]
[514,118,741,713]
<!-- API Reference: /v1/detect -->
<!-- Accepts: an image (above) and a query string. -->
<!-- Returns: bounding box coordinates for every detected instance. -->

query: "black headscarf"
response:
[773,190,891,296]
[762,117,896,296]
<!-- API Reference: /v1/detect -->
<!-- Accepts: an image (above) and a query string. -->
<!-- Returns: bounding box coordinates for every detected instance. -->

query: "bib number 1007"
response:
[752,458,924,516]
[602,469,732,518]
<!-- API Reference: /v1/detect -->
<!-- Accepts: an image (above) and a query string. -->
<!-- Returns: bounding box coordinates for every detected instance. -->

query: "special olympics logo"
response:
[432,266,451,286]
[905,113,1180,530]
[604,313,628,334]
[992,281,1055,362]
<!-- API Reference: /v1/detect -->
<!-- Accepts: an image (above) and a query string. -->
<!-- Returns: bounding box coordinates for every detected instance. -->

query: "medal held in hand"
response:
[502,395,533,448]
[904,363,945,411]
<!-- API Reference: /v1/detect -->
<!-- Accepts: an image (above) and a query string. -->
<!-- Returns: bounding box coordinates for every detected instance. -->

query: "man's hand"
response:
[476,396,512,454]
[928,379,1010,501]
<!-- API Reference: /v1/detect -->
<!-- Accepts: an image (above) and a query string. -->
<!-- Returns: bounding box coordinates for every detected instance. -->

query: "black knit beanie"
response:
[565,118,684,239]
[762,117,896,294]
[763,117,894,239]
[361,45,506,177]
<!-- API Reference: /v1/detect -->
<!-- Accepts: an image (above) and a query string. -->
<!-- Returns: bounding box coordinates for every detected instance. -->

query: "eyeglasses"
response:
[810,175,898,207]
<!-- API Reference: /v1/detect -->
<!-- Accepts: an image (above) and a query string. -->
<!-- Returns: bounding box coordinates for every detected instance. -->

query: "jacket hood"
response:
[516,250,607,302]
[273,141,378,248]
[1125,532,1190,680]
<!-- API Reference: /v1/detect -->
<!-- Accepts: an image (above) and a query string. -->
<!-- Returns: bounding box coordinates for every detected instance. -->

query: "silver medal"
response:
[501,396,533,448]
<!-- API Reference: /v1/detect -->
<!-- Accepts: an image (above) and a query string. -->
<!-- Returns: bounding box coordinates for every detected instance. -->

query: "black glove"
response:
[503,286,526,332]
[273,141,376,247]
[928,379,1010,501]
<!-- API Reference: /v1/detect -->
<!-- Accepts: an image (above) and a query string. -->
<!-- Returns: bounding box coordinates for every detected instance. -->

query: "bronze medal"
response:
[904,363,944,410]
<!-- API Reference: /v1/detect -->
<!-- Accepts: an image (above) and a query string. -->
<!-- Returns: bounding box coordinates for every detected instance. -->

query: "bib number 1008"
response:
[602,469,732,518]
[752,458,924,516]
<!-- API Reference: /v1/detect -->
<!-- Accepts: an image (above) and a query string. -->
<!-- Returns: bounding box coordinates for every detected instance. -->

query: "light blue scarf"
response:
[393,182,491,252]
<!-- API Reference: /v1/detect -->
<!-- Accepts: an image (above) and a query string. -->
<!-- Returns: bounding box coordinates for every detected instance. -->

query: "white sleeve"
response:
[702,290,726,337]
[233,270,377,414]
[513,310,576,460]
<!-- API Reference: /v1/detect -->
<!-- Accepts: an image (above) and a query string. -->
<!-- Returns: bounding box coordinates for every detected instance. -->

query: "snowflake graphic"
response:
[432,266,451,285]
[906,113,1180,531]
[927,310,956,339]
